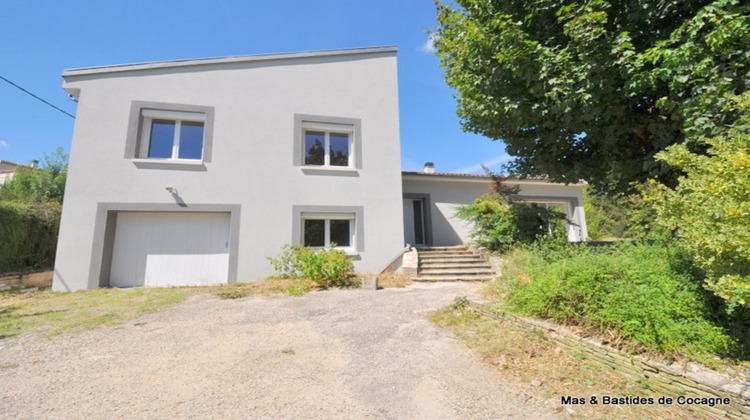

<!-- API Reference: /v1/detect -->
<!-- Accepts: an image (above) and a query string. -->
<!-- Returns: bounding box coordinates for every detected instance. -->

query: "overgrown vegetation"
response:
[0,147,68,204]
[496,240,750,363]
[650,93,750,310]
[0,202,61,272]
[267,244,354,287]
[0,147,68,273]
[432,0,750,381]
[456,167,568,250]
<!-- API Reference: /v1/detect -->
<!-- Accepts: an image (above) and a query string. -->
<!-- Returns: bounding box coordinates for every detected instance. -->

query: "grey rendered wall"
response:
[402,178,587,246]
[402,180,488,246]
[54,51,404,291]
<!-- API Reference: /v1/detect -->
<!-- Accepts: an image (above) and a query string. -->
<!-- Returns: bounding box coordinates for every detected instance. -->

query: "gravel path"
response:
[1,283,559,419]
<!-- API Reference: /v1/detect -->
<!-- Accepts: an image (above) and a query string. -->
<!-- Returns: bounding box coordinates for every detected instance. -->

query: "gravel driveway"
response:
[2,283,559,419]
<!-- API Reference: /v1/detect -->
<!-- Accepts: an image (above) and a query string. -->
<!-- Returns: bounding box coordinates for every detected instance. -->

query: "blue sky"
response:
[0,0,510,174]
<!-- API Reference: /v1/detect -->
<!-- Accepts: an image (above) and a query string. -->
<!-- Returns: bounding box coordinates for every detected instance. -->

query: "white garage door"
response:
[109,212,230,287]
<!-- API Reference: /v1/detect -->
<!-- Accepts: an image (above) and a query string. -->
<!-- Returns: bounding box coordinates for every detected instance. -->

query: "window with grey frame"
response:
[125,101,215,163]
[301,213,355,251]
[302,123,353,168]
[139,109,205,160]
[293,114,362,170]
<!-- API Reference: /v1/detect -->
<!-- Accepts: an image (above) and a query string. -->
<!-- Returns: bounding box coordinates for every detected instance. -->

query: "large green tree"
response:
[434,0,750,192]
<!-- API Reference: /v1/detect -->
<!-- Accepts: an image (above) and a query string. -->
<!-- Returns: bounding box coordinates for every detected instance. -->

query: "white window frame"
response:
[138,109,206,162]
[300,212,356,254]
[302,122,354,169]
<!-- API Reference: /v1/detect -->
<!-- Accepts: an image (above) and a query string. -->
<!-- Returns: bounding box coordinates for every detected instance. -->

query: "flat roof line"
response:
[401,171,585,185]
[62,46,398,78]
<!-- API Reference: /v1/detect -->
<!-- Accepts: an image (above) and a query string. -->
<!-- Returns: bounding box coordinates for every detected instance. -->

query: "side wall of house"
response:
[401,178,587,246]
[54,51,404,291]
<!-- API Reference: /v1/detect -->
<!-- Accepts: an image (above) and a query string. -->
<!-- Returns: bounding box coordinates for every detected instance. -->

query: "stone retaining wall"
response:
[469,302,750,419]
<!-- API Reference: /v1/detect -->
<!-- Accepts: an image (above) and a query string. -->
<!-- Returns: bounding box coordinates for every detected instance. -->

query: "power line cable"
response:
[0,75,75,119]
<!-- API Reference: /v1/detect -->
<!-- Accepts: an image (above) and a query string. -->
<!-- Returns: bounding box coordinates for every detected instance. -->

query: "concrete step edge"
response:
[420,254,483,259]
[419,264,492,269]
[411,276,494,282]
[419,269,495,275]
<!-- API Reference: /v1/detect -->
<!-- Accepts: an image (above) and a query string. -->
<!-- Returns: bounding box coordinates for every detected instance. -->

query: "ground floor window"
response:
[301,213,355,250]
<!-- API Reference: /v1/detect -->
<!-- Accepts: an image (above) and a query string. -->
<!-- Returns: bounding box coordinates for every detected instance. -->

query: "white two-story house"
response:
[53,46,586,291]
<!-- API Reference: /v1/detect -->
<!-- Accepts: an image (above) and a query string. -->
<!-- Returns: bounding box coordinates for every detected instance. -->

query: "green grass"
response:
[0,287,190,338]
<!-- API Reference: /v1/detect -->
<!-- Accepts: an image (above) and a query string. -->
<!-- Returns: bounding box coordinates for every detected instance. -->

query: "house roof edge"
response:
[401,171,586,186]
[62,46,399,78]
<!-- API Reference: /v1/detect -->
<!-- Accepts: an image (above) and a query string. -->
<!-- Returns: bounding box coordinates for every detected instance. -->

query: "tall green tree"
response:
[434,0,750,192]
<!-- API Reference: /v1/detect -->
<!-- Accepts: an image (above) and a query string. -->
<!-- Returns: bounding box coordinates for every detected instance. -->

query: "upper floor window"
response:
[293,114,362,171]
[303,122,353,168]
[125,101,215,166]
[140,109,205,160]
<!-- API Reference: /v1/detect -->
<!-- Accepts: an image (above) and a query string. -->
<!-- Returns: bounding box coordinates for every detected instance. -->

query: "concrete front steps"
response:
[412,246,496,282]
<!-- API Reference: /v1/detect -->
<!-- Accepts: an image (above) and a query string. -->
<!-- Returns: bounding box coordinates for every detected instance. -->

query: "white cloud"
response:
[419,34,437,53]
[0,140,8,148]
[450,154,512,174]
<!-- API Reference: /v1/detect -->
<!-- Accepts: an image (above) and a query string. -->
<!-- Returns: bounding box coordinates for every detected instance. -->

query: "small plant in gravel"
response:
[285,285,310,296]
[216,289,248,300]
[450,296,470,310]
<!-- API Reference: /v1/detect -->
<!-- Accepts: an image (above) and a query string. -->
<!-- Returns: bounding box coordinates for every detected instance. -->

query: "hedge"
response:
[0,201,61,273]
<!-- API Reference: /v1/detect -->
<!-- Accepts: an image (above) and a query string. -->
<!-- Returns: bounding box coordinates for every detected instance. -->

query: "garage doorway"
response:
[109,212,230,287]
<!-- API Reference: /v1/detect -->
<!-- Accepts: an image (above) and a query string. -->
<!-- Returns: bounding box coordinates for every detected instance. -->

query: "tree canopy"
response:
[434,0,750,192]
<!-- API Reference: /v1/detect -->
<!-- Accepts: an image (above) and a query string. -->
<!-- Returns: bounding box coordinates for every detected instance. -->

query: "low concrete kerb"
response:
[462,295,750,420]
[361,276,378,290]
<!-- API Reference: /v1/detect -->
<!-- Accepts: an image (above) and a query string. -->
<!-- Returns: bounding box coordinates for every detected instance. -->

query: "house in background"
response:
[402,163,587,246]
[53,46,586,291]
[0,160,37,186]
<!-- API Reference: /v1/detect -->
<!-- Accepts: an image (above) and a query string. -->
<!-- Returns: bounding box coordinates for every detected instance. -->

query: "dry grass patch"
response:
[205,278,317,299]
[0,278,321,339]
[376,272,413,288]
[430,301,702,419]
